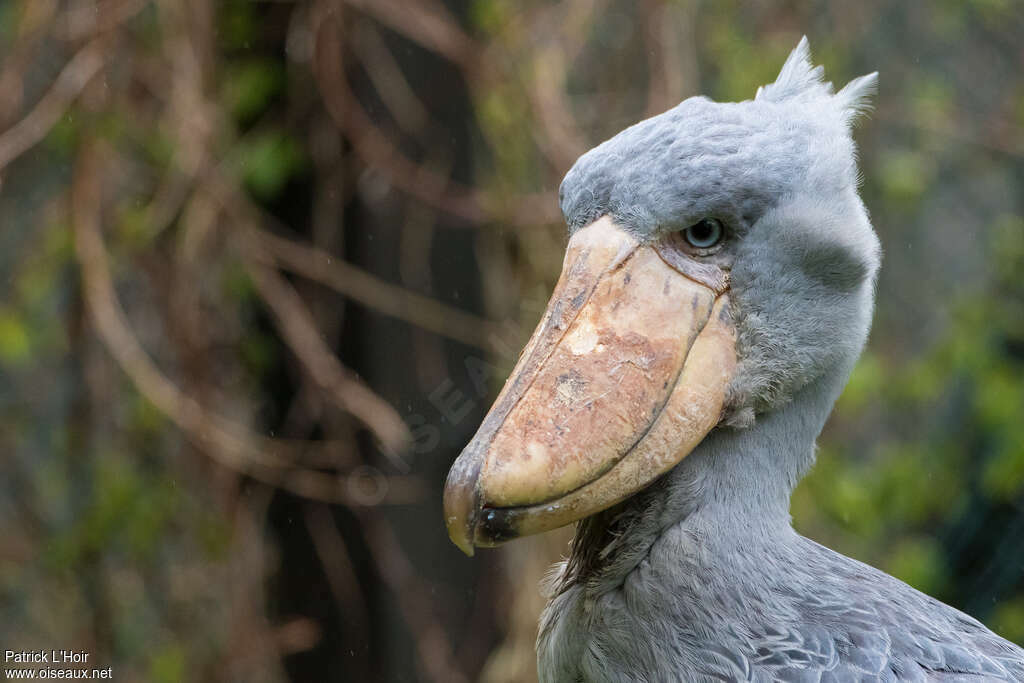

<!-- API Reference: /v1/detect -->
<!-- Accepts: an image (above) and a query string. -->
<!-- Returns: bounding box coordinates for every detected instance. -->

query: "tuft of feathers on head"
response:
[835,72,879,125]
[755,37,833,103]
[756,36,878,127]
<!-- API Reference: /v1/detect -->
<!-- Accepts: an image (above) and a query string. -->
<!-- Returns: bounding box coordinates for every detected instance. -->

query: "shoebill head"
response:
[445,37,881,555]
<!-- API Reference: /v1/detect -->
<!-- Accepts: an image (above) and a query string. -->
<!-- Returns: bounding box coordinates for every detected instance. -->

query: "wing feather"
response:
[741,539,1024,681]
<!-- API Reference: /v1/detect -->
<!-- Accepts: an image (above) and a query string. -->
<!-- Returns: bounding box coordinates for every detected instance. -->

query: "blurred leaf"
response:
[885,536,949,596]
[223,60,284,125]
[43,454,180,568]
[875,445,961,525]
[981,441,1024,501]
[706,25,789,102]
[0,308,31,366]
[476,86,534,190]
[240,333,274,375]
[878,149,933,204]
[837,352,885,413]
[198,514,233,560]
[46,114,80,155]
[991,597,1024,645]
[0,1,22,42]
[470,0,512,34]
[219,0,258,50]
[16,224,70,308]
[149,644,186,683]
[115,203,154,249]
[221,261,255,301]
[969,0,1013,24]
[973,367,1023,430]
[909,77,954,131]
[128,395,166,436]
[124,477,178,560]
[234,131,305,200]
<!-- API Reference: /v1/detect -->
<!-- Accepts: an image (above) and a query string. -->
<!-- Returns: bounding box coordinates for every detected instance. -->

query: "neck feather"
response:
[561,357,856,592]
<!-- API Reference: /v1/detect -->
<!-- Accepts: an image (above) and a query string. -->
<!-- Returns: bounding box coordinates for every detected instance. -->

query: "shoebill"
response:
[444,38,1024,681]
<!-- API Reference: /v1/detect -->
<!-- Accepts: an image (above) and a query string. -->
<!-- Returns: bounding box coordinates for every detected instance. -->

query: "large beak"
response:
[444,216,736,555]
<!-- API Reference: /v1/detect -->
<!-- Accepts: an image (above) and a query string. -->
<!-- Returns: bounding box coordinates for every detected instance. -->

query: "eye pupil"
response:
[684,218,723,249]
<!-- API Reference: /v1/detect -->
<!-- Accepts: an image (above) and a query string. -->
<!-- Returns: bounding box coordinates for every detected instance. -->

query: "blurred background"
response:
[0,1,1022,681]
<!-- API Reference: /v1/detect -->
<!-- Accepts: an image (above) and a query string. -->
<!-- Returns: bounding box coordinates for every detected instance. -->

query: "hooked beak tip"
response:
[448,520,475,557]
[443,463,478,557]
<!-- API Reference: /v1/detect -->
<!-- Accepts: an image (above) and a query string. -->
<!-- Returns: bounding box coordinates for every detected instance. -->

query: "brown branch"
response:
[202,172,413,459]
[313,12,482,222]
[57,0,150,41]
[0,1,57,128]
[339,0,479,72]
[220,486,290,681]
[74,141,276,472]
[283,468,425,506]
[526,44,590,171]
[0,40,105,173]
[312,9,562,228]
[641,0,695,117]
[304,504,373,679]
[517,0,608,171]
[72,140,419,506]
[362,514,470,683]
[350,21,432,136]
[250,227,504,353]
[242,255,414,459]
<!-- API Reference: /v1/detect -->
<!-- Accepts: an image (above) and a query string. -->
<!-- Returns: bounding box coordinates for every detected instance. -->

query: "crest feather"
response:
[756,36,834,104]
[756,36,878,127]
[836,71,879,124]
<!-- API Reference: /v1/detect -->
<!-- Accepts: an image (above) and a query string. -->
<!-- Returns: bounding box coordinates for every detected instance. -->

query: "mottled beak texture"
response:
[444,217,736,555]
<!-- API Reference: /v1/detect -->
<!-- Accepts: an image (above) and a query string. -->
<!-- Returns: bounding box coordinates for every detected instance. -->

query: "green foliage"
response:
[835,351,884,412]
[705,24,791,102]
[992,597,1024,646]
[43,453,181,569]
[909,77,954,132]
[877,149,933,204]
[115,203,155,249]
[968,0,1015,25]
[46,114,80,155]
[218,0,259,51]
[221,261,255,301]
[240,332,275,375]
[0,308,31,366]
[148,644,187,683]
[469,0,513,34]
[0,2,22,43]
[223,59,285,125]
[982,440,1024,501]
[886,536,950,596]
[234,131,306,200]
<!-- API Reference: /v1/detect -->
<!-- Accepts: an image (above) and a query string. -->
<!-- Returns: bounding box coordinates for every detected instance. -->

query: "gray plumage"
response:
[538,38,1024,682]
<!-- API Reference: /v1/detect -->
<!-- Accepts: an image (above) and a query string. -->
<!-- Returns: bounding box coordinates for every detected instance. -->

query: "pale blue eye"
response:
[683,218,724,249]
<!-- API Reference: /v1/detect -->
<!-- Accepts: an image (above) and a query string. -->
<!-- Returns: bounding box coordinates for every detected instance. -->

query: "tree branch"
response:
[0,40,105,173]
[72,140,419,505]
[251,227,504,353]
